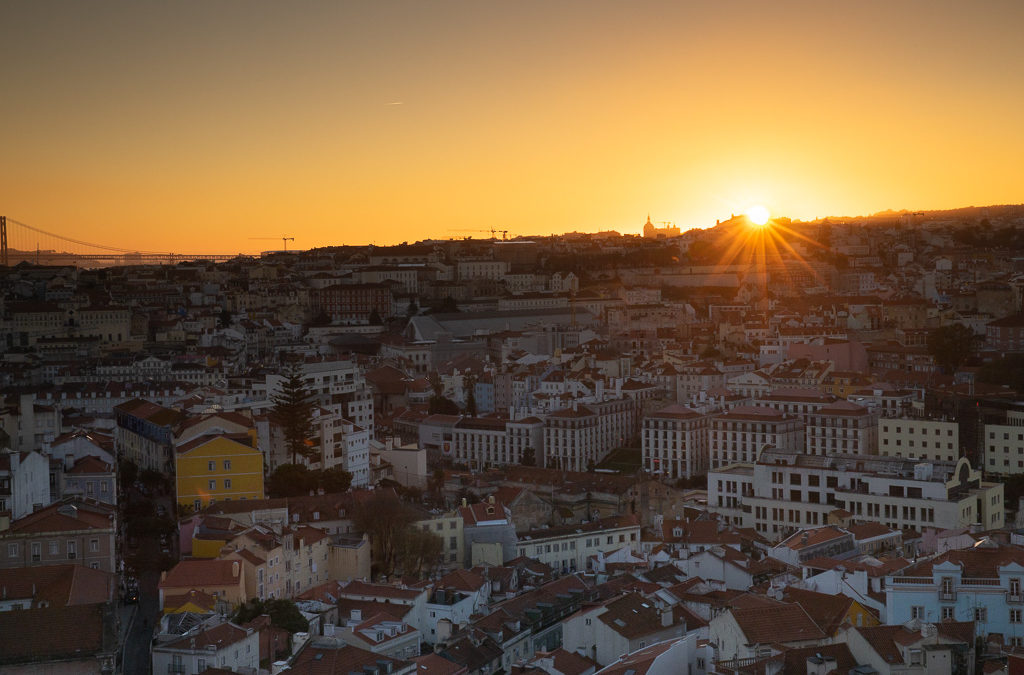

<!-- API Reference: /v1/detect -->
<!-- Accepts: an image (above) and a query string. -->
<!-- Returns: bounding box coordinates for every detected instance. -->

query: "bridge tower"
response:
[1,216,7,266]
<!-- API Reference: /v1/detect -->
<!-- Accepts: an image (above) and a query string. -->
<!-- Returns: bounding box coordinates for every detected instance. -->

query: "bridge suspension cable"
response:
[6,217,172,255]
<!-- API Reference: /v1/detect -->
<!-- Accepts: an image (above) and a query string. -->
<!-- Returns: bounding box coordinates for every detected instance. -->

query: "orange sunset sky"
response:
[2,1,1023,254]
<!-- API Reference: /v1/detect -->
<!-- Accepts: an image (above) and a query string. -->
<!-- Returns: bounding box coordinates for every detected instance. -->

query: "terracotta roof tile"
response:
[729,603,826,644]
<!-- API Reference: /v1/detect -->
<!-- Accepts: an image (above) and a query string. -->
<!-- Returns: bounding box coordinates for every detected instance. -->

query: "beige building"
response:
[710,405,804,469]
[416,509,465,568]
[984,409,1024,475]
[641,404,709,479]
[806,400,877,456]
[0,499,118,573]
[878,416,959,463]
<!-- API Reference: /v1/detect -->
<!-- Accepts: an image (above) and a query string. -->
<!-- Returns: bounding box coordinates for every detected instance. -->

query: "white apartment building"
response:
[451,417,510,469]
[641,404,709,480]
[313,412,370,487]
[709,405,804,470]
[543,398,636,471]
[152,619,260,675]
[708,448,1004,543]
[708,464,754,526]
[514,515,641,574]
[984,409,1024,475]
[449,416,544,470]
[847,386,918,417]
[878,416,959,463]
[805,400,877,456]
[0,451,51,520]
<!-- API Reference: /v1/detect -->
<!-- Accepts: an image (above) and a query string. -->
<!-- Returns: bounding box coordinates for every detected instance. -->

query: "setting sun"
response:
[746,205,771,226]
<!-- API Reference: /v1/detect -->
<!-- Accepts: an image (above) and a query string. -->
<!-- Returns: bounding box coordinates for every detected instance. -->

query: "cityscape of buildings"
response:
[3,207,1024,673]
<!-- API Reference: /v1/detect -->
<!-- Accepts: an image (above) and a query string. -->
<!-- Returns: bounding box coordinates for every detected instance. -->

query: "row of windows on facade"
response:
[7,539,100,558]
[520,531,637,557]
[910,605,1021,624]
[884,426,955,436]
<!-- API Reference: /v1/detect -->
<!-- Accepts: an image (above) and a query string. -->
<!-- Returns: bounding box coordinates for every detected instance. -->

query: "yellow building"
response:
[175,433,265,511]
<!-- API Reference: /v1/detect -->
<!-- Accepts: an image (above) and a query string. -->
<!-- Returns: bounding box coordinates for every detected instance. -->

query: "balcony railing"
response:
[1008,592,1024,603]
[939,591,956,601]
[888,576,933,585]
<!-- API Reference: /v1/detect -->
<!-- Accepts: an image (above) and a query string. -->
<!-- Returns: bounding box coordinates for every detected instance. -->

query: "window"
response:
[911,606,924,619]
[89,538,99,552]
[67,540,76,560]
[942,606,954,620]
[1012,609,1022,624]
[194,499,201,511]
[224,479,232,489]
[975,607,988,622]
[48,541,58,555]
[209,480,216,490]
[223,459,231,470]
[208,460,215,471]
[7,543,17,558]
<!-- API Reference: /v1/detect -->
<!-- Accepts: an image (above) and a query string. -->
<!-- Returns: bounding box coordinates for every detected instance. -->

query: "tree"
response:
[927,324,981,374]
[266,464,318,498]
[118,459,138,492]
[521,446,536,467]
[394,527,443,578]
[235,598,309,637]
[428,395,460,415]
[350,490,418,576]
[319,466,353,493]
[140,469,165,495]
[271,363,316,465]
[464,372,478,417]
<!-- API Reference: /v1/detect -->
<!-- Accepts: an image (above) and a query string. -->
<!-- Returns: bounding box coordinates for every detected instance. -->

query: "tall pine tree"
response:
[271,363,316,465]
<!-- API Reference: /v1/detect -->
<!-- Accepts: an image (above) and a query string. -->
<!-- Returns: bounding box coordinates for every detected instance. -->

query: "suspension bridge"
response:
[0,216,249,267]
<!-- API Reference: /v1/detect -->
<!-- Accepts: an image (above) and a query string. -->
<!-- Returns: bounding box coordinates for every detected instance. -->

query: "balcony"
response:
[1008,592,1024,603]
[939,590,956,601]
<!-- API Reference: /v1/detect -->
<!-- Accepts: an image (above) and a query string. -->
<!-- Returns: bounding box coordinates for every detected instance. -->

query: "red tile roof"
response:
[0,564,114,607]
[908,543,1024,578]
[159,559,240,590]
[729,603,826,645]
[413,653,467,675]
[289,644,410,675]
[7,499,115,534]
[0,603,109,665]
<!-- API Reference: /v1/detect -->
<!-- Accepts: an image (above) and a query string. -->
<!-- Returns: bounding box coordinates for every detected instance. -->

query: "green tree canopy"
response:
[267,464,353,498]
[271,363,316,465]
[927,324,981,373]
[234,598,309,634]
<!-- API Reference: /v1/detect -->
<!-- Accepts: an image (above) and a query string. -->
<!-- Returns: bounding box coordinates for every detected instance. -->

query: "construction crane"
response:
[447,228,513,240]
[249,236,295,251]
